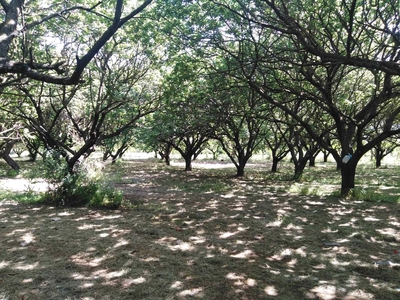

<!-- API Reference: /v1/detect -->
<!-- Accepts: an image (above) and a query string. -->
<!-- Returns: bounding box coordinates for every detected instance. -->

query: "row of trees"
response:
[0,0,399,198]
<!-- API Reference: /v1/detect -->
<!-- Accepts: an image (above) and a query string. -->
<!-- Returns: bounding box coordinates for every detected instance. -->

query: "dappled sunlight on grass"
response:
[0,159,400,298]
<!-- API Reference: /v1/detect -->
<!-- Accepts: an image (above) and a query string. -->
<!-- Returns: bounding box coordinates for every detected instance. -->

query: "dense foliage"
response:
[0,0,399,202]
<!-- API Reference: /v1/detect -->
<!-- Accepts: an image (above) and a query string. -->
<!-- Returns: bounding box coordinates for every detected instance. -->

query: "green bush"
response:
[42,177,123,208]
[40,150,122,208]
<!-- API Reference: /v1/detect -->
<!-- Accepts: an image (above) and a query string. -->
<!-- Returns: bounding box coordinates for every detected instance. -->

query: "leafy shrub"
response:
[40,150,122,208]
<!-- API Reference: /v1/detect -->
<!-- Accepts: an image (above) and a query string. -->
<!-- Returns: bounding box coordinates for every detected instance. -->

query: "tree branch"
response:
[0,0,9,12]
[0,0,153,85]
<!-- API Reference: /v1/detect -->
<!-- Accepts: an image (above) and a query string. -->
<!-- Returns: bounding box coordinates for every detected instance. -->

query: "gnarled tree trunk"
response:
[0,140,20,171]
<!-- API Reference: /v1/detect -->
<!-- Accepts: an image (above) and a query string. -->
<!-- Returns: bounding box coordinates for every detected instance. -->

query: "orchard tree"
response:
[0,0,155,171]
[0,0,153,86]
[204,0,400,197]
[150,105,211,171]
[210,83,267,177]
[145,54,222,172]
[1,40,159,173]
[372,138,400,168]
[100,129,133,164]
[263,109,290,173]
[134,115,174,165]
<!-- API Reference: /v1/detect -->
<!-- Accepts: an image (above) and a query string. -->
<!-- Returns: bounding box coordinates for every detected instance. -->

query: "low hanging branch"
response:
[0,0,153,85]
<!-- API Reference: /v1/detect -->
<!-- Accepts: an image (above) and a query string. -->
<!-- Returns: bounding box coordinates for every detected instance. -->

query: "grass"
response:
[0,157,399,299]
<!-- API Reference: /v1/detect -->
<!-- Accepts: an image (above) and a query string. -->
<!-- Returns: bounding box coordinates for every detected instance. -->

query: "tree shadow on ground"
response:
[0,160,399,299]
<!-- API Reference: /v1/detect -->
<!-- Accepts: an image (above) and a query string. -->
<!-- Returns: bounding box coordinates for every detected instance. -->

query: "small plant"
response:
[40,150,122,208]
[6,169,19,177]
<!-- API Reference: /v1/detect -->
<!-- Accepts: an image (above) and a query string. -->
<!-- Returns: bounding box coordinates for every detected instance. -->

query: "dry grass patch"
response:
[0,159,400,299]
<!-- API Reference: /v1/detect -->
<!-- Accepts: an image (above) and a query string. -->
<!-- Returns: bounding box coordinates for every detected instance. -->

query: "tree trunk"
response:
[184,156,192,171]
[2,154,20,171]
[165,154,170,166]
[375,156,382,168]
[236,164,245,177]
[375,148,383,168]
[103,150,110,161]
[340,159,358,197]
[323,152,329,162]
[293,163,306,181]
[271,156,279,172]
[1,140,20,171]
[67,138,96,173]
[308,156,316,167]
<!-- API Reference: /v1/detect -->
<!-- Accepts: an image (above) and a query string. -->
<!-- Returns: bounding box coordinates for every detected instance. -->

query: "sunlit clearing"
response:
[225,272,256,290]
[313,264,326,270]
[343,290,374,300]
[70,253,108,267]
[322,227,339,233]
[345,276,359,288]
[80,282,94,289]
[246,278,257,287]
[264,285,278,296]
[265,220,283,227]
[205,199,219,209]
[376,228,398,238]
[310,284,336,300]
[226,273,244,280]
[140,257,159,262]
[78,224,99,230]
[100,269,128,279]
[122,276,146,287]
[295,247,307,257]
[367,276,396,292]
[364,216,380,221]
[219,231,238,239]
[72,273,95,281]
[122,276,147,289]
[156,236,196,251]
[230,249,256,259]
[20,232,35,246]
[330,258,351,267]
[189,236,206,244]
[287,258,298,267]
[267,248,295,261]
[284,223,303,230]
[57,211,74,216]
[170,281,184,290]
[306,200,325,205]
[13,261,39,270]
[178,287,204,297]
[113,238,129,248]
[170,241,195,252]
[221,194,235,198]
[0,178,47,192]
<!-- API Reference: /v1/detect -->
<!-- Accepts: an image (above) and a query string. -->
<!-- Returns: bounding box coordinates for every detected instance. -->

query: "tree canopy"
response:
[0,0,399,197]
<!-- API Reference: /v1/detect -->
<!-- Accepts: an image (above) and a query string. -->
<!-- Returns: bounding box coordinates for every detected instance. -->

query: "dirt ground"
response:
[0,160,399,299]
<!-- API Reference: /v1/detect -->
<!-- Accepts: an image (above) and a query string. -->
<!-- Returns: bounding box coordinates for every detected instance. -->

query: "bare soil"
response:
[0,160,399,299]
